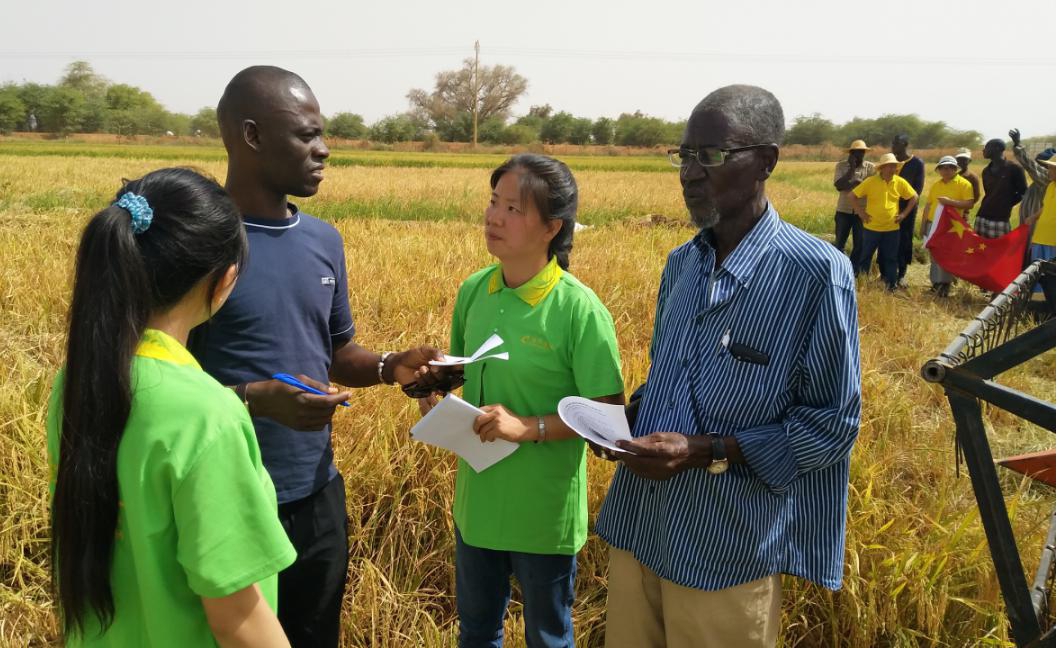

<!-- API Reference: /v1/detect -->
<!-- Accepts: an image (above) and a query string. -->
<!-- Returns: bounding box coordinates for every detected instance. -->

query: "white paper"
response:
[923,204,944,245]
[557,396,634,453]
[410,394,518,472]
[429,333,510,366]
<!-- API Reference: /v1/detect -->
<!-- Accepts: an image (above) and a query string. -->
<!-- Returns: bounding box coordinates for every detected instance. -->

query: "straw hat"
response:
[848,140,868,151]
[877,153,900,167]
[954,147,972,160]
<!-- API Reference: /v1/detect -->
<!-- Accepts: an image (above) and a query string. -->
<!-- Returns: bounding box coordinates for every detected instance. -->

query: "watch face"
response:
[707,459,729,475]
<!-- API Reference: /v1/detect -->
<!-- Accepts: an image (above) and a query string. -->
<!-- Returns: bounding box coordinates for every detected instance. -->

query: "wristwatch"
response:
[706,435,729,475]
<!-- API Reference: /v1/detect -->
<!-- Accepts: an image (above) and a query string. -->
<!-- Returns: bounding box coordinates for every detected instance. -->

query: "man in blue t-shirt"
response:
[189,66,439,648]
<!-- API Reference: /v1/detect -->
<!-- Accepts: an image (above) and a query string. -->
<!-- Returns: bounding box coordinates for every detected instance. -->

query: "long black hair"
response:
[52,167,246,637]
[490,154,578,270]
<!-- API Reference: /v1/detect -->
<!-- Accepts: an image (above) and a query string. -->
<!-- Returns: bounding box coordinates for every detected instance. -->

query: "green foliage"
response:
[495,124,537,145]
[592,117,615,146]
[569,118,593,145]
[786,113,837,145]
[614,111,681,147]
[407,58,528,143]
[190,107,219,138]
[830,113,982,149]
[40,86,87,135]
[0,85,25,134]
[368,114,420,143]
[326,112,367,140]
[539,111,575,143]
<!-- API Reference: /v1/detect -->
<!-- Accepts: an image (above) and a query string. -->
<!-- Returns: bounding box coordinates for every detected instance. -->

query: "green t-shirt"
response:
[451,258,624,555]
[46,329,296,647]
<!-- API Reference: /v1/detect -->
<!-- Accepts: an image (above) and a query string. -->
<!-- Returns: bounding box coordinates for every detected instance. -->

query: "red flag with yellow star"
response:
[925,206,1030,292]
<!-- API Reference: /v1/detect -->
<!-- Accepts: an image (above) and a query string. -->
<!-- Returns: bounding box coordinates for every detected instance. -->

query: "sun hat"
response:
[877,152,899,167]
[954,147,972,160]
[848,140,868,151]
[936,155,959,168]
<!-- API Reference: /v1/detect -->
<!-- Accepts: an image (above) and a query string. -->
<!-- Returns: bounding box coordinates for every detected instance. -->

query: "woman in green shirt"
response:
[47,168,296,647]
[419,154,625,647]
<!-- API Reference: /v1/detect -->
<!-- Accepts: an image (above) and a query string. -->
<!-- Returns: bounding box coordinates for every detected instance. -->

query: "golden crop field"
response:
[0,141,1052,647]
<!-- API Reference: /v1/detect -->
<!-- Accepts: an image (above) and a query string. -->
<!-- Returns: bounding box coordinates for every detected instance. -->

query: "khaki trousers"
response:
[604,545,782,648]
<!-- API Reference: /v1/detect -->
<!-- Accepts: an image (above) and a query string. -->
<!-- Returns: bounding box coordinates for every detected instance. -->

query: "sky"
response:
[2,0,1055,141]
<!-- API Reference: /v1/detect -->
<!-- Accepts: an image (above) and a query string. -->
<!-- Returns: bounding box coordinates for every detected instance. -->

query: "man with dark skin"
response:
[976,138,1028,239]
[832,140,874,264]
[594,85,860,648]
[188,66,440,648]
[955,148,981,213]
[891,135,924,285]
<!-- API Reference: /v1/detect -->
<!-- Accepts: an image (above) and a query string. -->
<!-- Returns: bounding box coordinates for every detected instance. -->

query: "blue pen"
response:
[272,373,350,407]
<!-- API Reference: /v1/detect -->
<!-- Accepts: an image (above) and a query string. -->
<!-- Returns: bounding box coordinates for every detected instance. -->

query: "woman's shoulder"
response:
[131,358,248,431]
[553,272,612,316]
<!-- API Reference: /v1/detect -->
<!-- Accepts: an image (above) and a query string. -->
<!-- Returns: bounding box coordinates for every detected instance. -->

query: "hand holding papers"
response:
[557,396,634,453]
[429,333,509,366]
[410,394,518,472]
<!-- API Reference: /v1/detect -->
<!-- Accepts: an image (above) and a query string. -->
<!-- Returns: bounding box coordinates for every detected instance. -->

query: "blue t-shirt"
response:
[189,206,354,504]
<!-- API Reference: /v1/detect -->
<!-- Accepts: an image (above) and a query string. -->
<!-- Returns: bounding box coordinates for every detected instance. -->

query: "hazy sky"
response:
[3,0,1054,141]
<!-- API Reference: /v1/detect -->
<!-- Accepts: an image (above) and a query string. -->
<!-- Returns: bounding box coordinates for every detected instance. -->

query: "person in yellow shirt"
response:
[1025,153,1055,311]
[918,156,976,296]
[852,152,919,290]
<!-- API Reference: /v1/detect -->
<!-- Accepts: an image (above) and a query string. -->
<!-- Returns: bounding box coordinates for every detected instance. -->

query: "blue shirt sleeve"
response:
[734,280,861,494]
[329,242,355,344]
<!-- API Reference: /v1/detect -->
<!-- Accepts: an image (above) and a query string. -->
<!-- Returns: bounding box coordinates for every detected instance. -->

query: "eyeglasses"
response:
[667,144,775,169]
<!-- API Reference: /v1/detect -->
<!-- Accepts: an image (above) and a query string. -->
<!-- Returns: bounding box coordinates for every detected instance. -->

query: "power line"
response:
[0,46,1051,68]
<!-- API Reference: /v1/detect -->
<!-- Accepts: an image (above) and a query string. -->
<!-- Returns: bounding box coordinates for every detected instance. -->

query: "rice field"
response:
[0,139,1052,647]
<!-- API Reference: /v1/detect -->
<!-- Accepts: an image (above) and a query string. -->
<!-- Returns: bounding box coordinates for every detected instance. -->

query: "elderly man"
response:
[833,139,875,263]
[976,138,1028,238]
[595,85,861,648]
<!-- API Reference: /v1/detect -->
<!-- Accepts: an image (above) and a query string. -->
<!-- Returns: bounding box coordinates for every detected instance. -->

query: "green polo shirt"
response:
[46,329,295,647]
[451,257,624,555]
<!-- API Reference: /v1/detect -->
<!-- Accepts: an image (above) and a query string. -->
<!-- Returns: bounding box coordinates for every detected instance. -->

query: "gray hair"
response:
[691,85,785,146]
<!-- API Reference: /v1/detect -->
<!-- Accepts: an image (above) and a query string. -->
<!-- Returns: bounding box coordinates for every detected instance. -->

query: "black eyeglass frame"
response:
[666,143,776,169]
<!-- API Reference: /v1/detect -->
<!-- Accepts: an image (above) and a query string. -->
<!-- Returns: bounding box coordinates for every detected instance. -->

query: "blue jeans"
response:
[455,527,576,648]
[858,229,900,288]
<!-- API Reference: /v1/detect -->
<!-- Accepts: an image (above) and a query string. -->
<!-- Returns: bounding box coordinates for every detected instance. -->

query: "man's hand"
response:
[417,393,441,417]
[615,432,706,481]
[473,405,535,443]
[937,196,953,206]
[246,375,350,431]
[1009,128,1021,147]
[894,210,909,223]
[385,346,443,385]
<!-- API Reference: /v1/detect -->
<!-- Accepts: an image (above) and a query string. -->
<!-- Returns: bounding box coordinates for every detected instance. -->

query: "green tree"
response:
[568,118,593,145]
[0,84,26,134]
[592,117,615,145]
[40,86,87,135]
[190,107,220,137]
[785,113,836,145]
[368,114,419,143]
[59,61,108,132]
[407,58,527,143]
[539,111,575,143]
[497,124,537,145]
[326,112,367,139]
[614,111,673,147]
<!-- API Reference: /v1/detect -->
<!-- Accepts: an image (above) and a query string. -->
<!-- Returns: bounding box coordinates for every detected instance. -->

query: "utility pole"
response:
[472,40,480,149]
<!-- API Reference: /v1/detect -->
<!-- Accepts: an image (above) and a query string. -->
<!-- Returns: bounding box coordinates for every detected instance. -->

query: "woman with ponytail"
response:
[47,167,295,647]
[417,155,625,647]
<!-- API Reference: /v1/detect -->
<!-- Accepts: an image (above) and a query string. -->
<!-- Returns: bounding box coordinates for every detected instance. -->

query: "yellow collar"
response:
[135,328,201,368]
[488,256,563,307]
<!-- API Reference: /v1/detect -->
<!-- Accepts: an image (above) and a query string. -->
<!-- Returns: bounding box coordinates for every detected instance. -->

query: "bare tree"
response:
[408,58,527,144]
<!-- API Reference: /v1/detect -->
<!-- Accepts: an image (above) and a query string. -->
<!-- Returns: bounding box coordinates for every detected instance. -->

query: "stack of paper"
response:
[410,394,518,472]
[557,396,634,453]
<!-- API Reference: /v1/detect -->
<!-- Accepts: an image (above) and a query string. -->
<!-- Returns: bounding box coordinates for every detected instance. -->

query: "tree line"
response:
[0,60,984,149]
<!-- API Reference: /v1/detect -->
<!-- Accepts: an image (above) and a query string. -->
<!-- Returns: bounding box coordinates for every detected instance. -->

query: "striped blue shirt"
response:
[595,204,861,591]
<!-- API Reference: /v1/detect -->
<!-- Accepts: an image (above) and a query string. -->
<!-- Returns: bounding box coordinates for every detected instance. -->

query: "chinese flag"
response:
[925,206,1030,292]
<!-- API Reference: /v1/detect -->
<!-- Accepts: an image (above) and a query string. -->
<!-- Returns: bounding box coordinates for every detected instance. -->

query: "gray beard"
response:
[688,204,721,230]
